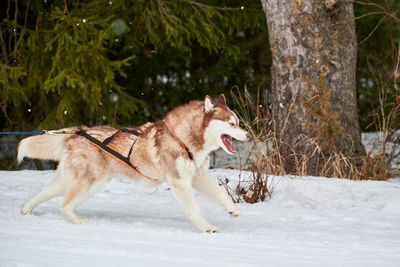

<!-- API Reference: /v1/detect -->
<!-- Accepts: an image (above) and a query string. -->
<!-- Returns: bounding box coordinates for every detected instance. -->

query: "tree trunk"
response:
[261,0,366,175]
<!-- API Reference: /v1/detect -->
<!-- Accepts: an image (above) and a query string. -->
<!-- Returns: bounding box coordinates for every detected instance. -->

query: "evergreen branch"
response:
[189,1,242,11]
[0,63,23,70]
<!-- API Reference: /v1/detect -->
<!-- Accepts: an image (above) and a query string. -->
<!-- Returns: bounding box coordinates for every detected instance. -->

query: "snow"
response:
[1,169,400,267]
[362,131,400,171]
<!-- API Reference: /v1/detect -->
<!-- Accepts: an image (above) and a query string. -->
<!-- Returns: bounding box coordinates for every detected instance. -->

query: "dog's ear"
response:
[204,95,214,112]
[216,94,226,105]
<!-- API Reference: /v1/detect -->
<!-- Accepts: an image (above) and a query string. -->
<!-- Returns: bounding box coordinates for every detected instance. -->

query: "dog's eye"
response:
[229,122,235,127]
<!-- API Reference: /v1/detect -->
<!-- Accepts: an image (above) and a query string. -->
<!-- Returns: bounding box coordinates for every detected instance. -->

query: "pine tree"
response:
[0,0,267,130]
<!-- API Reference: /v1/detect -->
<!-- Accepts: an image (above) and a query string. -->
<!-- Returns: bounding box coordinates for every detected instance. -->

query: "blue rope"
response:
[0,130,44,135]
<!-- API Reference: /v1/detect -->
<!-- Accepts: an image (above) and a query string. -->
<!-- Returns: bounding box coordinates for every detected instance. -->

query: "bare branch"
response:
[24,0,31,28]
[357,15,386,45]
[352,0,400,23]
[14,0,18,52]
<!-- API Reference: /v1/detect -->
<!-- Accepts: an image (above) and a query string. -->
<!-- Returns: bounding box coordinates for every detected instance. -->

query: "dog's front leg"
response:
[193,164,240,218]
[169,177,219,233]
[168,157,219,233]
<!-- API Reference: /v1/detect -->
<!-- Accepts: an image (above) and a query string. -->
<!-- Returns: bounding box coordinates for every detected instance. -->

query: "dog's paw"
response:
[21,209,32,216]
[21,205,32,215]
[228,207,241,218]
[62,212,88,224]
[75,219,88,224]
[67,217,88,224]
[205,225,220,233]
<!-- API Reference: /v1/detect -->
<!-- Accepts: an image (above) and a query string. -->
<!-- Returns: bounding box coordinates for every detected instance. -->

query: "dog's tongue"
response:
[222,134,235,153]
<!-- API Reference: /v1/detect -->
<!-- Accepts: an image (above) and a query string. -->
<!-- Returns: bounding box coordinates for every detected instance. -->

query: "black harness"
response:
[76,128,193,181]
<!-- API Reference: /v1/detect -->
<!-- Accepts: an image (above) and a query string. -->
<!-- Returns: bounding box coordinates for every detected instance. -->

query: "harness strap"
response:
[102,130,120,145]
[168,124,194,161]
[126,139,136,159]
[76,125,192,181]
[178,139,194,161]
[76,130,157,181]
[103,128,140,145]
[120,128,140,136]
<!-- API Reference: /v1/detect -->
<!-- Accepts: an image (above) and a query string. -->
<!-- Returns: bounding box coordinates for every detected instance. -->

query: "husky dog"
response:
[18,94,250,232]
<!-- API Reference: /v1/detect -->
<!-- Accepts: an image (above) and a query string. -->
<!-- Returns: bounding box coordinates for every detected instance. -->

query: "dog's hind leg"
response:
[60,165,106,224]
[21,174,65,215]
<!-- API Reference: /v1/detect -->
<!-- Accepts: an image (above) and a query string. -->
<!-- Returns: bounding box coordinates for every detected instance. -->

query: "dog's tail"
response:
[17,130,75,163]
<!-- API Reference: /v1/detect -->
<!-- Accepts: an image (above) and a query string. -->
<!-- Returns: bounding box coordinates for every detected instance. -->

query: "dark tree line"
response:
[1,0,398,132]
[0,1,399,176]
[0,0,267,130]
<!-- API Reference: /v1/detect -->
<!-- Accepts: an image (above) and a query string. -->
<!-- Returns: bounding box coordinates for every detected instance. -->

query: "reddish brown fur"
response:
[19,94,246,230]
[19,96,236,184]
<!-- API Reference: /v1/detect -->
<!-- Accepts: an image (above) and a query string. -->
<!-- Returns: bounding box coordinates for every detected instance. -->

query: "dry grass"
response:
[222,84,397,203]
[218,159,278,204]
[219,5,400,202]
[231,86,394,180]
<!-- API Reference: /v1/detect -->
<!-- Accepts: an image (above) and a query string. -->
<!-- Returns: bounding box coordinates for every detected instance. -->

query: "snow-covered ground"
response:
[1,169,400,266]
[362,132,400,172]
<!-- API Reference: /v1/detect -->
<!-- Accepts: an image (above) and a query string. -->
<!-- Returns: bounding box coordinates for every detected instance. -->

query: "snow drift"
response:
[1,169,400,266]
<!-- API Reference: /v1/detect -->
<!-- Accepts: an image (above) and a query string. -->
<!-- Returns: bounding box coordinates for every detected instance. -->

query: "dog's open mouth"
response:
[221,134,235,153]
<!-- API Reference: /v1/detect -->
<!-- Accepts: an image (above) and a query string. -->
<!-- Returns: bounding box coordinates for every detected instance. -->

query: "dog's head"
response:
[204,94,251,154]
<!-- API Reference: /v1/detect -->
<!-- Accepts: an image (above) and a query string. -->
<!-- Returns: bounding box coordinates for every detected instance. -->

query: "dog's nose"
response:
[245,132,251,141]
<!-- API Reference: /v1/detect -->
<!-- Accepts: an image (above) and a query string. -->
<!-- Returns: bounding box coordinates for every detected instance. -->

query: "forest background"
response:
[0,0,399,172]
